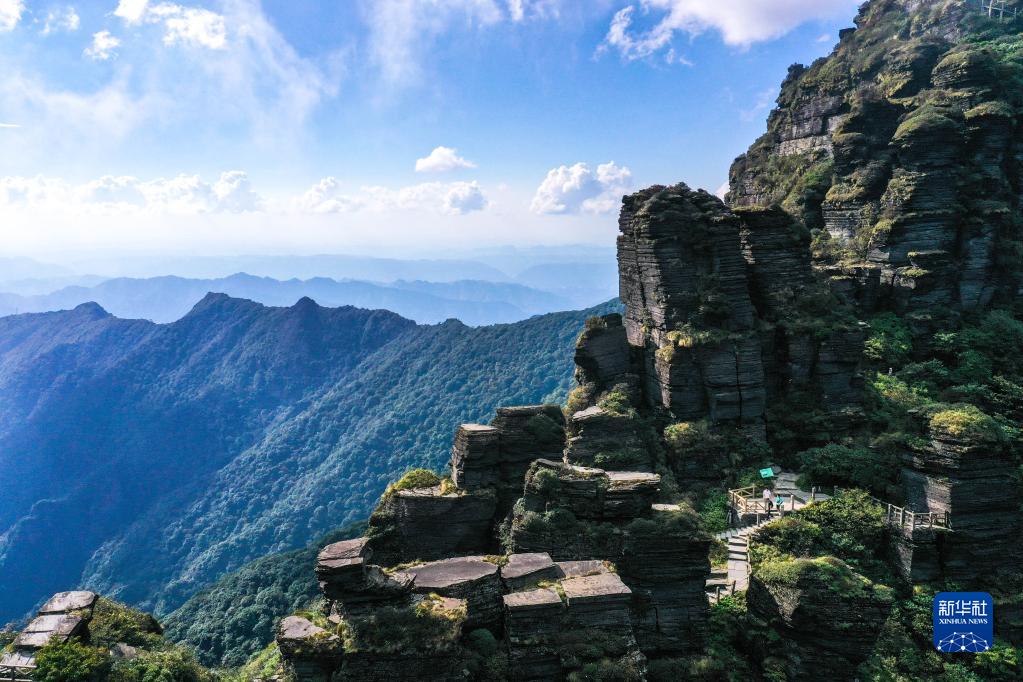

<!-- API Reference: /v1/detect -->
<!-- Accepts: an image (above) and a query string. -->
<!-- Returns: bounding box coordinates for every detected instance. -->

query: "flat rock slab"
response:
[317,538,370,572]
[398,557,498,590]
[460,423,500,434]
[561,573,632,605]
[605,471,660,488]
[38,591,98,615]
[503,588,562,611]
[651,503,683,512]
[556,560,611,579]
[501,553,558,588]
[318,538,369,563]
[278,616,331,643]
[15,615,83,649]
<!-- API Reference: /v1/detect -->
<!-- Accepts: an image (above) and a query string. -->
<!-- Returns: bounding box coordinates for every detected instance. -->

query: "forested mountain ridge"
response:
[0,293,620,623]
[0,273,582,326]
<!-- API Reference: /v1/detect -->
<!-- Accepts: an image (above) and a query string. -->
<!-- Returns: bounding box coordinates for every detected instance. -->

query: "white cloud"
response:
[415,146,477,173]
[602,0,859,60]
[0,171,263,214]
[507,0,559,22]
[298,178,488,216]
[297,177,364,214]
[116,0,227,50]
[0,0,23,32]
[1,1,338,163]
[0,122,20,128]
[42,6,80,35]
[366,0,506,85]
[85,31,122,61]
[442,181,487,213]
[114,0,150,24]
[530,161,632,215]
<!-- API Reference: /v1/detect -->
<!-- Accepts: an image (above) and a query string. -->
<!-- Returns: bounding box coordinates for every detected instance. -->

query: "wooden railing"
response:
[835,488,952,531]
[727,485,812,519]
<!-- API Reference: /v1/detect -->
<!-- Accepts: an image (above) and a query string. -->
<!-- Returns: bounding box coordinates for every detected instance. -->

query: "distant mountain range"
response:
[0,294,621,623]
[0,273,585,326]
[0,251,619,325]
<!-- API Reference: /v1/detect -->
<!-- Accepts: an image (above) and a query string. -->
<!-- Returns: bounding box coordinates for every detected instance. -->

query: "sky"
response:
[0,0,863,261]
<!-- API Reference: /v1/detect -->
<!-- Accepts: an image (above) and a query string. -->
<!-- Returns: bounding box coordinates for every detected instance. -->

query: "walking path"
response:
[706,471,830,604]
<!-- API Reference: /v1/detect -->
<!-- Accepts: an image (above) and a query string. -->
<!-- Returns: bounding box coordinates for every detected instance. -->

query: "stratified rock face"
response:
[490,405,567,513]
[619,514,712,655]
[901,419,1023,585]
[574,314,634,388]
[367,486,497,567]
[617,184,767,427]
[451,424,501,491]
[565,406,651,471]
[728,0,1023,312]
[619,184,758,346]
[747,558,894,682]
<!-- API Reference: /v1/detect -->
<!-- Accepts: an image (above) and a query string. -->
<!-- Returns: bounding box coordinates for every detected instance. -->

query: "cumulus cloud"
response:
[115,0,227,50]
[602,0,859,60]
[0,171,262,214]
[298,178,488,216]
[415,146,477,173]
[297,177,364,214]
[85,31,122,61]
[42,6,80,35]
[530,161,632,215]
[0,0,23,32]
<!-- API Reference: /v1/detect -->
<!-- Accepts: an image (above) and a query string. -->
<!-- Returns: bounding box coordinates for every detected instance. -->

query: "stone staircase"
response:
[705,472,832,604]
[706,517,776,603]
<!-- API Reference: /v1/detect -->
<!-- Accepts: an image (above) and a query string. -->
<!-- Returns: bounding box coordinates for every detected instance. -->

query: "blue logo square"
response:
[933,592,994,653]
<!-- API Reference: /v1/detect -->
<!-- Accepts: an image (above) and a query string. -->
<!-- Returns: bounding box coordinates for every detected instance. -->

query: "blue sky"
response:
[0,0,861,260]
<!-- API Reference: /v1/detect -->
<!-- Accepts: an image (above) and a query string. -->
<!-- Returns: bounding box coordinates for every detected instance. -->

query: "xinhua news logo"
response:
[933,592,994,653]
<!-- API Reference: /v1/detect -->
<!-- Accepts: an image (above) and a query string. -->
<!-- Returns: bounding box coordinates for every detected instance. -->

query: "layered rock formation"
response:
[746,558,894,681]
[0,591,99,673]
[729,0,1023,313]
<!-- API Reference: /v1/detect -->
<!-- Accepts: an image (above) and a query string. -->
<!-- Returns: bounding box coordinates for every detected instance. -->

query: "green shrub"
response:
[596,385,634,417]
[34,640,111,682]
[798,444,898,497]
[698,490,730,535]
[108,647,215,682]
[751,490,889,582]
[89,598,163,649]
[384,469,441,497]
[929,405,1004,442]
[864,313,913,367]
